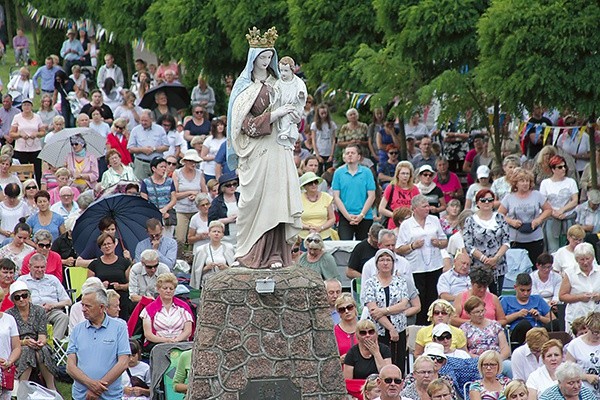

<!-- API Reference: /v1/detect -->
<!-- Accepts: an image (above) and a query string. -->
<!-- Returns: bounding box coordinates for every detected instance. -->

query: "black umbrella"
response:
[139,83,191,110]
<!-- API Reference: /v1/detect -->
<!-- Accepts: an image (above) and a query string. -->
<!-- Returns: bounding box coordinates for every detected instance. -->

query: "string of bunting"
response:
[516,121,590,147]
[26,3,115,43]
[316,85,374,108]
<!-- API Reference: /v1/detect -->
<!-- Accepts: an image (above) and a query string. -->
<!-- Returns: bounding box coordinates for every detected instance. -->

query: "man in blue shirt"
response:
[501,273,556,346]
[127,110,169,179]
[60,29,84,73]
[33,56,62,94]
[67,286,130,400]
[134,218,177,269]
[332,144,376,240]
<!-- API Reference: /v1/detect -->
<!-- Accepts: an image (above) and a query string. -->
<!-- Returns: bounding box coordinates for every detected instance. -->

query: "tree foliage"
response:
[477,0,600,115]
[288,0,382,89]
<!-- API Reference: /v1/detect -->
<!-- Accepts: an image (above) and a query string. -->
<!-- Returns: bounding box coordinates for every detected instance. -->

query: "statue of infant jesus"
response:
[273,56,307,149]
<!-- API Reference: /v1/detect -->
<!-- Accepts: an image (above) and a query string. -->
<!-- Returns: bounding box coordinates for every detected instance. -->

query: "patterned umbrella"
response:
[38,127,106,167]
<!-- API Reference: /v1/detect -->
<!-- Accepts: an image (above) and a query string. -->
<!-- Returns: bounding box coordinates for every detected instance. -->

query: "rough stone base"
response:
[187,266,347,399]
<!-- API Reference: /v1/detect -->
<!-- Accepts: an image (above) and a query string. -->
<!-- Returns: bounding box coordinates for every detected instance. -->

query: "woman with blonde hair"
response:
[333,293,359,363]
[36,94,59,132]
[499,167,552,266]
[532,145,577,188]
[414,299,467,357]
[504,380,528,400]
[361,374,381,400]
[343,319,392,379]
[7,67,34,100]
[469,350,511,400]
[379,161,420,229]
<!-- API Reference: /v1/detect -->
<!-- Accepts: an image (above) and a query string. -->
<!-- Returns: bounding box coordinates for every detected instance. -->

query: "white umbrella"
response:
[38,127,106,167]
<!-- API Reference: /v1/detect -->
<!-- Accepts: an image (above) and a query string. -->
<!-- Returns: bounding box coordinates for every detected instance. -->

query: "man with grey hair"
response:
[437,252,471,302]
[376,364,405,400]
[539,361,595,400]
[17,253,71,339]
[50,186,80,218]
[129,249,170,303]
[69,277,104,331]
[360,229,413,298]
[325,279,342,324]
[127,109,169,179]
[67,286,130,400]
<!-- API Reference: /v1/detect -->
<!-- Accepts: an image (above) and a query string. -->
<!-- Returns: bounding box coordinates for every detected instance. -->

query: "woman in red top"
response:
[334,294,358,364]
[106,118,132,165]
[379,161,420,229]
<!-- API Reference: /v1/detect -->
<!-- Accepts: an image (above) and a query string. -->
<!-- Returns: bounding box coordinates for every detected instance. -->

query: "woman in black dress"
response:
[87,232,132,319]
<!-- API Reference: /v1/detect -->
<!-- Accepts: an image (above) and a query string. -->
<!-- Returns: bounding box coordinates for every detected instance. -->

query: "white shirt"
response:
[50,200,80,219]
[526,365,556,399]
[396,215,446,273]
[530,270,562,302]
[512,343,543,381]
[553,246,599,274]
[564,266,600,328]
[437,268,471,298]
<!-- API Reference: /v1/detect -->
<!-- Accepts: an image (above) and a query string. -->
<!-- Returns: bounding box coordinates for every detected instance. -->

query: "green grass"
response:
[56,381,72,400]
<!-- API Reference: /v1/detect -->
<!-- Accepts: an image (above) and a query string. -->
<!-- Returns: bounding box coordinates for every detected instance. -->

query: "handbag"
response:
[126,368,149,389]
[1,364,16,390]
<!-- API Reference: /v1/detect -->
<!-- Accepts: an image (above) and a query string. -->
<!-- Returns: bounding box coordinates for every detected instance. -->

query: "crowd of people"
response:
[0,27,596,400]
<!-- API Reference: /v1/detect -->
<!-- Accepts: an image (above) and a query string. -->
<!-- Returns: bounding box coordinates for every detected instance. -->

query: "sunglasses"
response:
[144,263,158,269]
[388,151,398,155]
[114,125,125,130]
[223,182,238,188]
[358,329,376,336]
[306,237,321,244]
[421,173,434,177]
[195,110,205,114]
[291,247,300,253]
[166,161,178,166]
[383,378,403,385]
[553,165,566,170]
[429,355,446,363]
[37,243,51,249]
[435,333,452,341]
[25,186,37,190]
[433,310,448,316]
[337,304,355,313]
[478,197,494,203]
[13,293,29,301]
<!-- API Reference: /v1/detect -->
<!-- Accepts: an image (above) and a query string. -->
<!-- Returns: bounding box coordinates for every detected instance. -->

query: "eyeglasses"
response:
[482,363,498,369]
[358,329,376,336]
[144,263,158,269]
[478,197,494,203]
[421,173,433,177]
[429,355,446,363]
[223,182,238,188]
[434,333,452,341]
[149,233,162,240]
[306,237,321,244]
[166,161,178,166]
[25,186,37,190]
[433,310,448,316]
[383,378,403,385]
[553,165,566,170]
[13,293,29,301]
[337,304,355,313]
[37,243,51,249]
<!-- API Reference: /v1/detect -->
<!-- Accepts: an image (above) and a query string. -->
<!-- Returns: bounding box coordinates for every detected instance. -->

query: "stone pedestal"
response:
[187,266,347,399]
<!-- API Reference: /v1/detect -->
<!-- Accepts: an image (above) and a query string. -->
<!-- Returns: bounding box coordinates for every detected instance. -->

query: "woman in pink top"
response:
[451,267,507,327]
[9,98,45,184]
[334,293,358,364]
[434,156,463,203]
[379,160,420,229]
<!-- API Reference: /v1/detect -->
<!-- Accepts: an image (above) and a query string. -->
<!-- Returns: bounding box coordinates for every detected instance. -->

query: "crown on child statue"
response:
[246,26,278,48]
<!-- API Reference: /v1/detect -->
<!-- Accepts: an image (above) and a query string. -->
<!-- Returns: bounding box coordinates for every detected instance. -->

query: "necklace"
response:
[305,192,319,202]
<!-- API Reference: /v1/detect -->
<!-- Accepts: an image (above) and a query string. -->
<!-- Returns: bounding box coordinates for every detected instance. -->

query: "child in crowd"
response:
[122,339,151,400]
[500,273,556,346]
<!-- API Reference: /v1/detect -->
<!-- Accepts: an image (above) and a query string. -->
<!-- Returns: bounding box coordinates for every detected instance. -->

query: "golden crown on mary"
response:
[246,26,278,48]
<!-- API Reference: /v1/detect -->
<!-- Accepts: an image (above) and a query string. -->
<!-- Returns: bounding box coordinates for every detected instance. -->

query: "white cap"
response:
[477,165,490,179]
